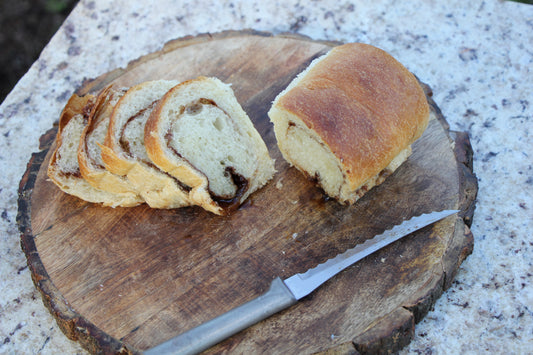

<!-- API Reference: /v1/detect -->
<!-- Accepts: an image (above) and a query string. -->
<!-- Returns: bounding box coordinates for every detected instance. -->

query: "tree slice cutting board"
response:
[18,30,477,355]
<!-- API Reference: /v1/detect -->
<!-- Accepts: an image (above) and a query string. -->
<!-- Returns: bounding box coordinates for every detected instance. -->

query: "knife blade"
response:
[144,209,458,355]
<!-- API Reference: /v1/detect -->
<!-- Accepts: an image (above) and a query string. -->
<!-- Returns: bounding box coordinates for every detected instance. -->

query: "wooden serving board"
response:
[18,31,477,355]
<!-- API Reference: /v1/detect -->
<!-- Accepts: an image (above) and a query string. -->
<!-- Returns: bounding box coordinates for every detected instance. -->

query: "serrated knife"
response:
[144,209,458,355]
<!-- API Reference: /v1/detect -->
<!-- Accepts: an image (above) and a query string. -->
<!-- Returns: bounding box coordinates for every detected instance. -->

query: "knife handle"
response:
[144,277,297,355]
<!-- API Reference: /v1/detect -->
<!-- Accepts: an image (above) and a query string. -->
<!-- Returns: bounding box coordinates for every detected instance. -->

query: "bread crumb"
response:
[276,178,283,189]
[381,258,386,263]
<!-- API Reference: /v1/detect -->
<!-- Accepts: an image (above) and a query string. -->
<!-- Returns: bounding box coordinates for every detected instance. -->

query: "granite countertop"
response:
[1,1,532,354]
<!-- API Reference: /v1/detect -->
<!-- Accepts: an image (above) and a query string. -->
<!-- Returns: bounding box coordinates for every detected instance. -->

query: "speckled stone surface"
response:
[1,1,532,354]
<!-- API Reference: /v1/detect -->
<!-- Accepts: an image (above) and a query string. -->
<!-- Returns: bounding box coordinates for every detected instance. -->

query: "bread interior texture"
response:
[166,99,256,198]
[277,113,343,196]
[86,119,108,167]
[121,104,154,162]
[85,90,124,169]
[57,114,85,175]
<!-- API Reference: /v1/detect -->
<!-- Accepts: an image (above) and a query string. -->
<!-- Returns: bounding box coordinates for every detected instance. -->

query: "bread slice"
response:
[268,43,430,204]
[144,76,275,215]
[77,85,143,207]
[100,79,192,209]
[47,93,139,207]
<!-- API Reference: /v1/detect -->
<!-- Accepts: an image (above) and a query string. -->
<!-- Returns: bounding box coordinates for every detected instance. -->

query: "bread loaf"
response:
[49,77,274,213]
[144,77,275,215]
[100,80,192,209]
[268,43,429,204]
[47,93,139,207]
[77,85,143,207]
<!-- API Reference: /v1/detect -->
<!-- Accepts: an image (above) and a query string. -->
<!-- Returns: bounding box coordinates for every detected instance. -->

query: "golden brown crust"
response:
[276,43,429,191]
[99,143,134,176]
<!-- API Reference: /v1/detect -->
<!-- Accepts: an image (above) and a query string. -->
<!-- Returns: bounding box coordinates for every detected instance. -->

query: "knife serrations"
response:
[283,210,458,300]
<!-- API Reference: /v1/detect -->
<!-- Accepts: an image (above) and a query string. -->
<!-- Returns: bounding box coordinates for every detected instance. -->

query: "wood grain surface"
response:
[18,31,477,355]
